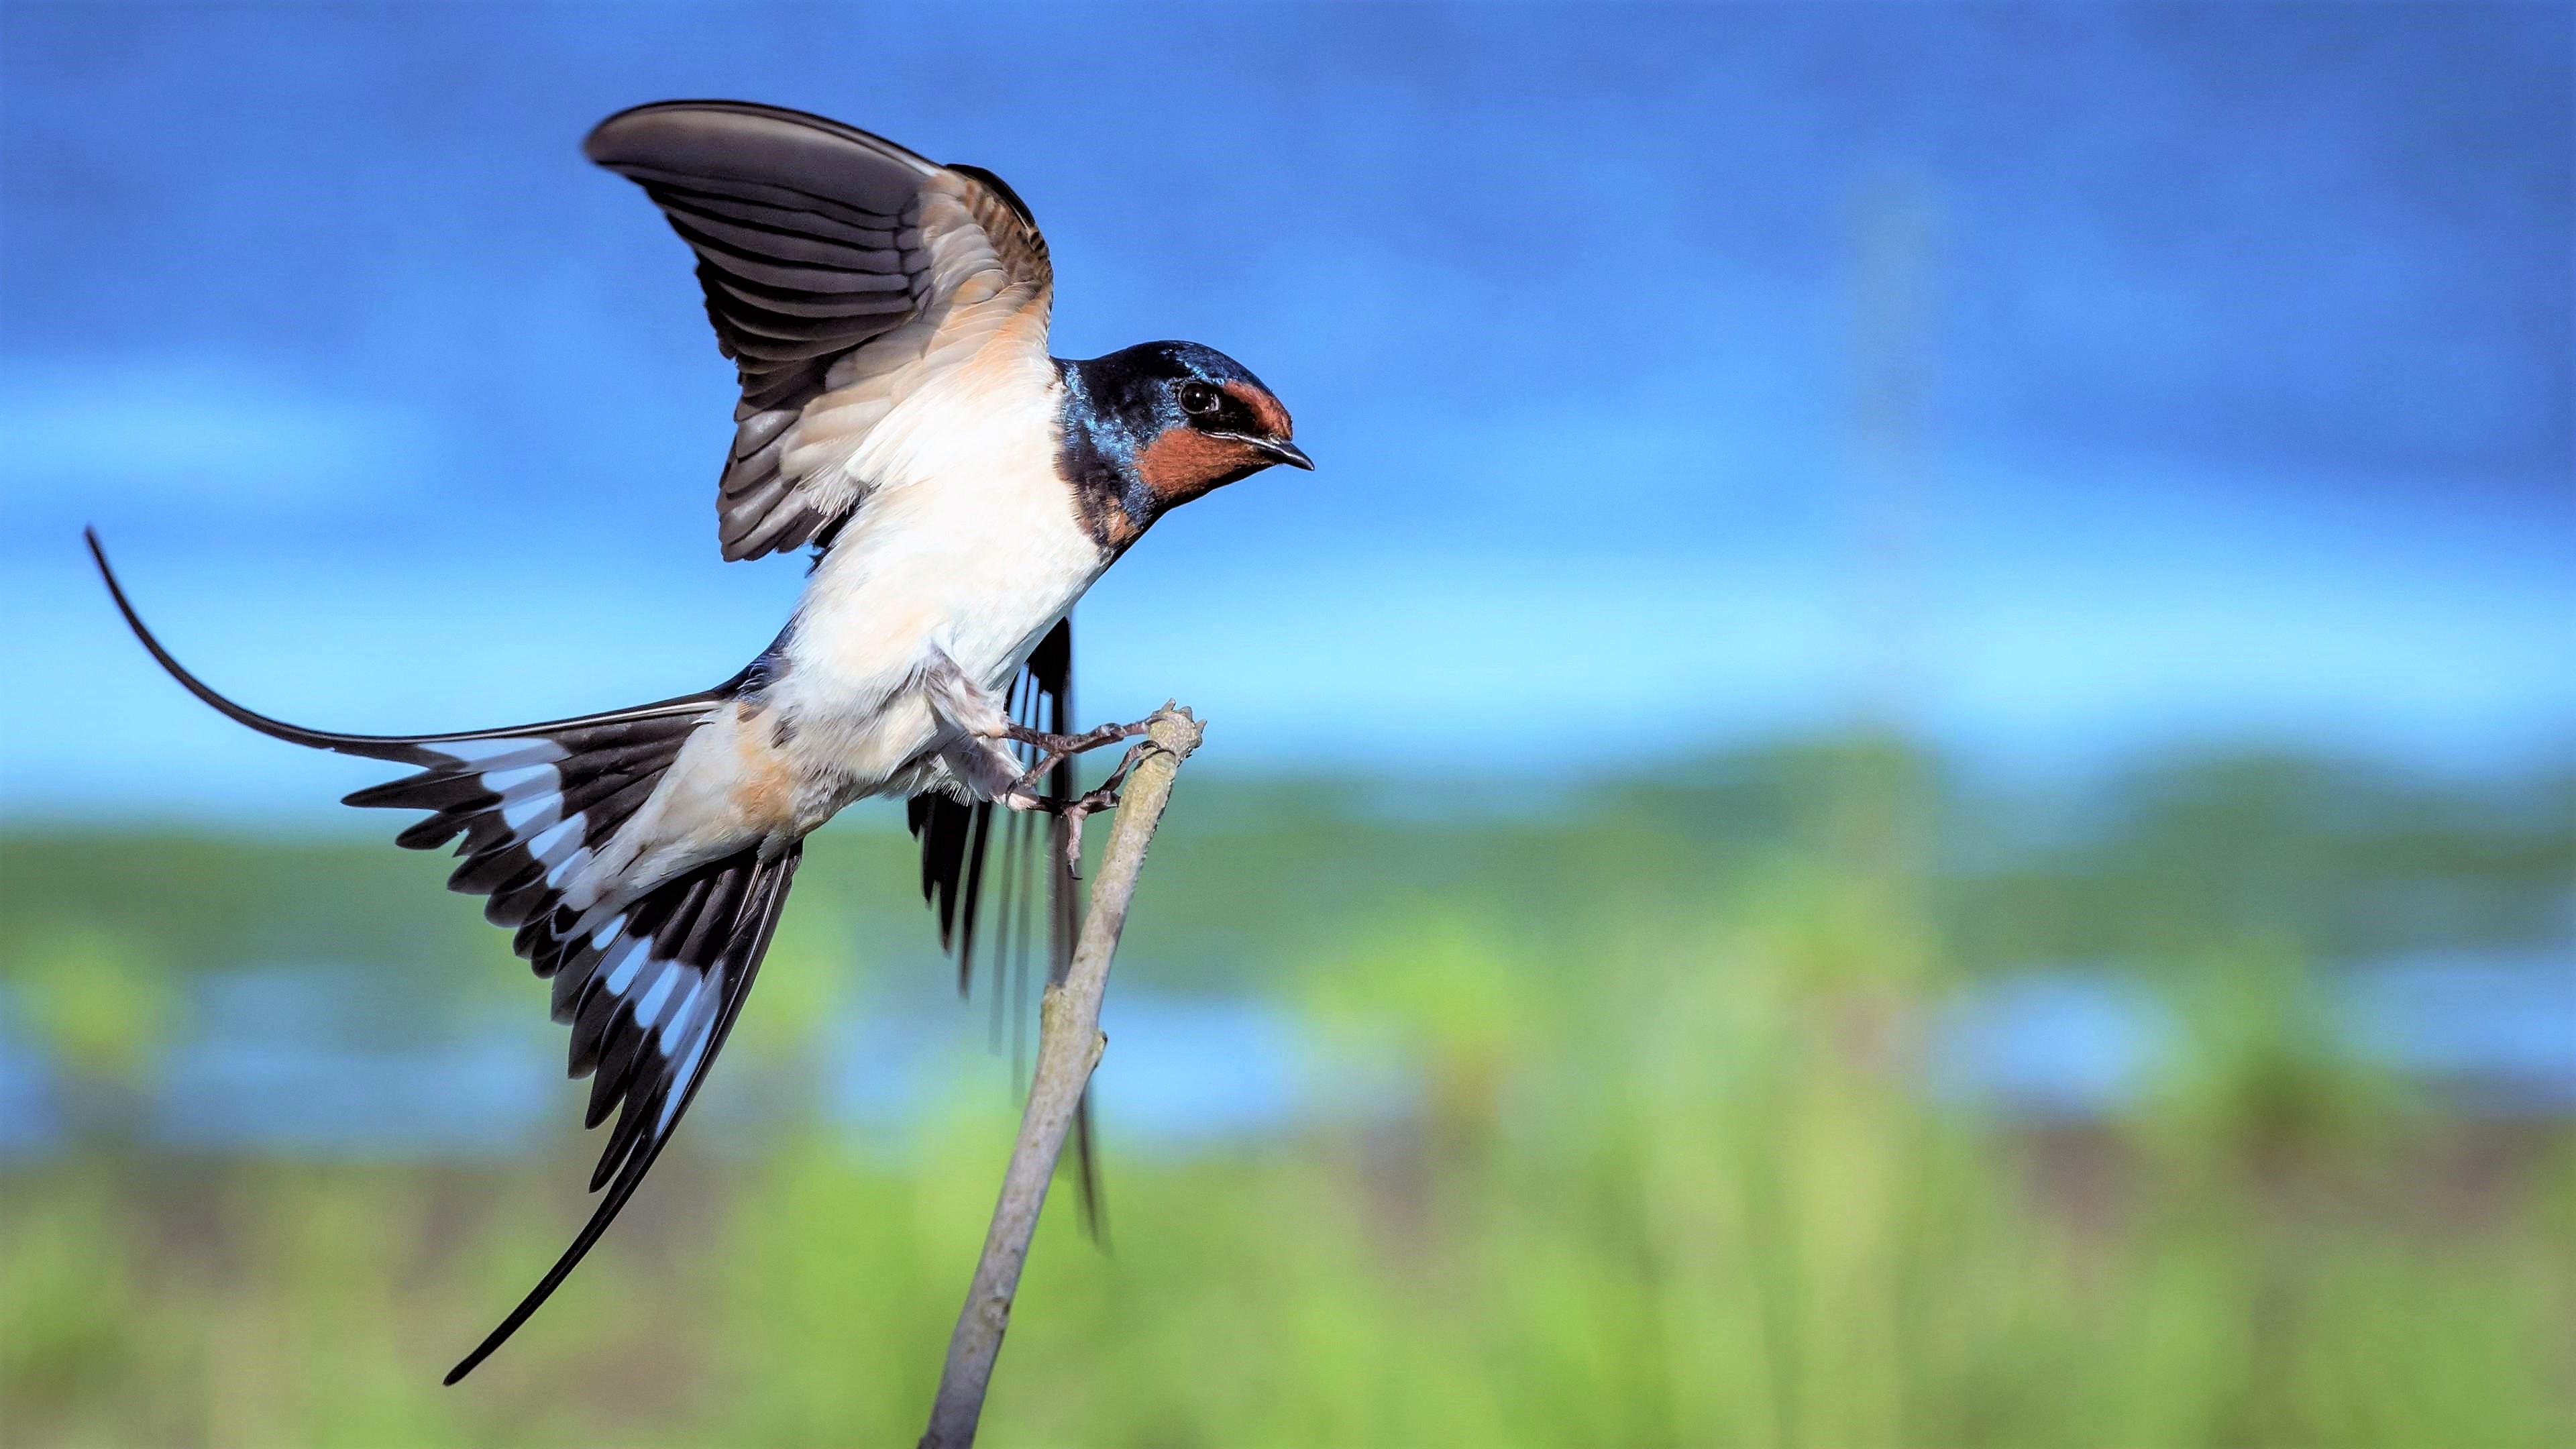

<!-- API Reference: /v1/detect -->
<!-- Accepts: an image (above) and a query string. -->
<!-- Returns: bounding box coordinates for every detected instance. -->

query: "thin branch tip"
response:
[918,702,1205,1449]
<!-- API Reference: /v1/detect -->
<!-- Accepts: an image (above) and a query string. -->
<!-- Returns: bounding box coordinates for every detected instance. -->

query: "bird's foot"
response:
[1005,737,1155,877]
[1001,717,1152,799]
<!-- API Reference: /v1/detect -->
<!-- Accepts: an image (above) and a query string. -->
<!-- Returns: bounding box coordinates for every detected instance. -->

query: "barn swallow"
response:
[87,99,1307,1383]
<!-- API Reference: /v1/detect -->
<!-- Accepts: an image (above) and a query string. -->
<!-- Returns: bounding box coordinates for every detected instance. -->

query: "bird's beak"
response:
[1244,435,1313,470]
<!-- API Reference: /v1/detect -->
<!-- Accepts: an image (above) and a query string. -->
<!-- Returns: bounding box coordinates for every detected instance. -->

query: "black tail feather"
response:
[87,528,716,760]
[86,530,800,1380]
[444,845,801,1385]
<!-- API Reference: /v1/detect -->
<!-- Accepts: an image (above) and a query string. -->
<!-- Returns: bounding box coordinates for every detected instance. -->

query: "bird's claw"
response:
[1055,789,1118,877]
[1002,716,1152,802]
[1034,738,1156,878]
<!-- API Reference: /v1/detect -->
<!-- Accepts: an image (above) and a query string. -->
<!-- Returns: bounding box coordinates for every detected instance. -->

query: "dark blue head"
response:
[1057,341,1309,550]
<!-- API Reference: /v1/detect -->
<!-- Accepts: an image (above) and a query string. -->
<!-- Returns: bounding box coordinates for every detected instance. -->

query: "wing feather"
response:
[586,100,1053,560]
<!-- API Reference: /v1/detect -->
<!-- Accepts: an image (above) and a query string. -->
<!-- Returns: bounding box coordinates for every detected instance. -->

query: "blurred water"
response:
[1927,971,2175,1119]
[2345,957,2576,1114]
[0,1030,59,1157]
[1,957,2568,1161]
[825,996,1413,1152]
[1931,957,2576,1118]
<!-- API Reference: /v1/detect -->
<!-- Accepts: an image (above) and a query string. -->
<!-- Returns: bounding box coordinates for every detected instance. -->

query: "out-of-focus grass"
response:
[7,961,2569,1448]
[3,742,2571,1446]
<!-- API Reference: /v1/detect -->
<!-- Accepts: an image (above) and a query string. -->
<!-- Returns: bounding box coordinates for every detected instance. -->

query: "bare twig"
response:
[919,704,1205,1449]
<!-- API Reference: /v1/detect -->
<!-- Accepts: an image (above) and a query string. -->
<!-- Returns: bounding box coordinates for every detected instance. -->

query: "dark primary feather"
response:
[584,99,1051,561]
[587,101,934,555]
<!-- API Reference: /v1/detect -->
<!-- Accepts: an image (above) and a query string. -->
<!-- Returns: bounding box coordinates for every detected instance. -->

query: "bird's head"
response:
[1060,341,1309,547]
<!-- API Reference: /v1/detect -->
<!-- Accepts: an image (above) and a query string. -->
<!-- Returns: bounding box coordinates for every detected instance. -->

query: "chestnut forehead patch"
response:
[1223,380,1291,437]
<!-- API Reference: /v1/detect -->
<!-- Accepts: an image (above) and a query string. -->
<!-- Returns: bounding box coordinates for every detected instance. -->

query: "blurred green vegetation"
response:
[2,740,2571,1446]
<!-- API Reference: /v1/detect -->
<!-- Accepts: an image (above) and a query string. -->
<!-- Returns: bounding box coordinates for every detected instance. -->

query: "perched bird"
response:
[87,99,1308,1383]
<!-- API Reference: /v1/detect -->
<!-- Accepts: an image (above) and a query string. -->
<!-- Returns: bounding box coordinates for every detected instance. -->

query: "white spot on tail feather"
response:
[602,937,651,995]
[527,814,586,865]
[500,793,562,833]
[632,965,684,1030]
[479,763,556,796]
[657,1019,716,1132]
[546,845,594,889]
[435,738,565,769]
[496,763,565,830]
[658,977,709,1052]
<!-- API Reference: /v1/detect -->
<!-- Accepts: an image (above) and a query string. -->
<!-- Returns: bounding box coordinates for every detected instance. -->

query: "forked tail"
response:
[87,530,802,1382]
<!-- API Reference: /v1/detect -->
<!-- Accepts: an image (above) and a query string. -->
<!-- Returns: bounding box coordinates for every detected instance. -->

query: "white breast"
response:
[775,340,1106,788]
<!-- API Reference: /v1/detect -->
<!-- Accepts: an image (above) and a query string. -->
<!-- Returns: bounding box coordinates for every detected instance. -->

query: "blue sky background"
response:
[3,1,2569,818]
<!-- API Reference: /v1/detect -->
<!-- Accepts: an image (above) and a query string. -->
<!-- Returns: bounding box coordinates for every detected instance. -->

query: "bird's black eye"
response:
[1179,382,1221,417]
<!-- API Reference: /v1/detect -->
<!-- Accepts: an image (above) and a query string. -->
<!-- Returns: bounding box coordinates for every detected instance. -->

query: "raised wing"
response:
[586,99,1053,560]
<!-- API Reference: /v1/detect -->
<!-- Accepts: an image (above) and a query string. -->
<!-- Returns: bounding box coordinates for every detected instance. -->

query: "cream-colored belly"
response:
[564,333,1096,909]
[773,384,1106,799]
[561,468,1101,915]
[786,497,1101,790]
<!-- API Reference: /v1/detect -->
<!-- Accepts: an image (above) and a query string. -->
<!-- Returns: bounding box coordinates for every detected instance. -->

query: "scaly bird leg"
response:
[1036,738,1157,877]
[999,717,1154,805]
[918,649,1159,851]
